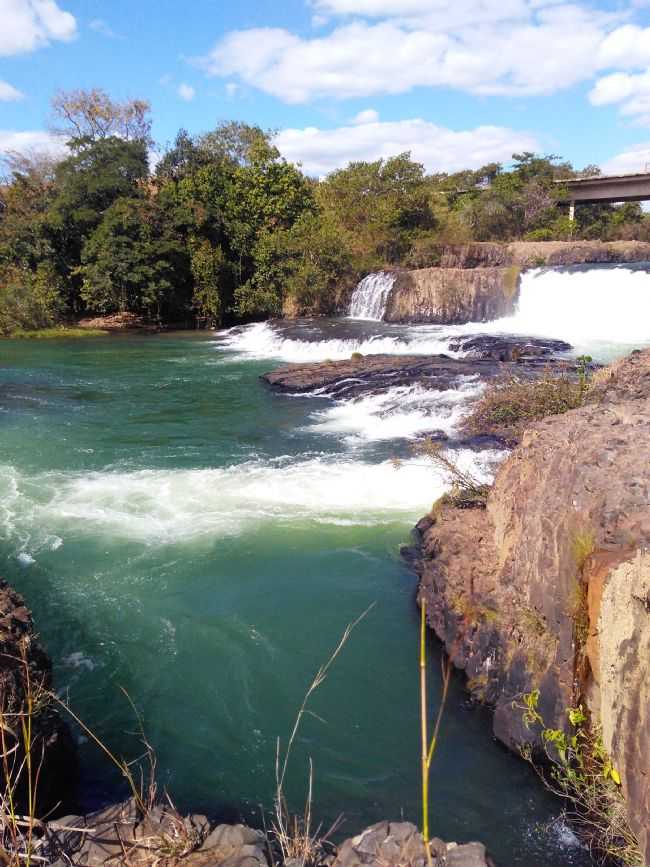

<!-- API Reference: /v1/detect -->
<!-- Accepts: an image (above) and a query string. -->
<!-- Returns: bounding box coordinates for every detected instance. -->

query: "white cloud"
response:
[353,108,379,123]
[200,2,633,103]
[275,117,538,176]
[0,129,68,161]
[601,141,650,174]
[0,0,77,56]
[0,79,24,100]
[590,70,650,124]
[177,82,196,101]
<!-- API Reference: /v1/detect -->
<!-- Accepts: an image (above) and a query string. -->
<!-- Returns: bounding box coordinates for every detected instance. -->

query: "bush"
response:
[463,372,586,442]
[521,694,643,866]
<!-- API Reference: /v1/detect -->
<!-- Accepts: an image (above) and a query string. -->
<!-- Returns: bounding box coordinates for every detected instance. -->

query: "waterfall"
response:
[348,271,395,320]
[497,264,650,347]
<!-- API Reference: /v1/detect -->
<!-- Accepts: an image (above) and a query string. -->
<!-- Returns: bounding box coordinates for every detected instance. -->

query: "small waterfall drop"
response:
[348,271,395,320]
[497,264,650,347]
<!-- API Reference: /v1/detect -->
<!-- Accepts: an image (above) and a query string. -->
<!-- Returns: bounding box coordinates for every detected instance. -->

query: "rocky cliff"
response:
[384,267,520,324]
[408,349,650,863]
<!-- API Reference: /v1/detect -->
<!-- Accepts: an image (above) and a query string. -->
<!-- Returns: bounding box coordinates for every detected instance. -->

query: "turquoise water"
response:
[0,332,591,865]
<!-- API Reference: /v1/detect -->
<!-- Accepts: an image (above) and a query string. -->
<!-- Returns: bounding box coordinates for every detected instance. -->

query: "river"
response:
[2,264,649,865]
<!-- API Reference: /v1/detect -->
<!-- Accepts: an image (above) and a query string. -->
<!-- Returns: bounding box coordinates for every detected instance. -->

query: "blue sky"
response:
[3,0,650,175]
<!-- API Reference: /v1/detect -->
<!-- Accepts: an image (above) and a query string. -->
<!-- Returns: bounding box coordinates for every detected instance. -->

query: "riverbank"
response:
[406,348,650,864]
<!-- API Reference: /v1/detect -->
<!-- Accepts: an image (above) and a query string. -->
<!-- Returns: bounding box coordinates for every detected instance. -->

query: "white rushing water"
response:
[0,451,502,550]
[216,321,455,362]
[305,379,484,443]
[348,272,396,320]
[494,265,650,352]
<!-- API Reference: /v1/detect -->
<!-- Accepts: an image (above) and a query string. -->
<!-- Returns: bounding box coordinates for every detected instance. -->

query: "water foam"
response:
[0,451,502,548]
[306,379,483,442]
[348,272,396,320]
[215,321,453,363]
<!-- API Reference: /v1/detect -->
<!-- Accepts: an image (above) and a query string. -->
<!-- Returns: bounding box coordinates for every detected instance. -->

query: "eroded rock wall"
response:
[384,266,520,324]
[410,349,650,862]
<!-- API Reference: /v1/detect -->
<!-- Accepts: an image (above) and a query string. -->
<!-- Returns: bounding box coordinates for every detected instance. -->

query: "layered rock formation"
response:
[408,349,650,862]
[385,267,520,324]
[437,240,650,269]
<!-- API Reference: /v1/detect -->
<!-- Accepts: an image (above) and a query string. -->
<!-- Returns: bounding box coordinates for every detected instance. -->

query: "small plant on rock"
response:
[520,692,642,866]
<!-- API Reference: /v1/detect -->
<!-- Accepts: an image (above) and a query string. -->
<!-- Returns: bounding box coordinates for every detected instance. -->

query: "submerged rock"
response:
[406,348,650,863]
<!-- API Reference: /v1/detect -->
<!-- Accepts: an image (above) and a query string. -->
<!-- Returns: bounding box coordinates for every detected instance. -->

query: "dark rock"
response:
[262,352,579,401]
[447,334,571,362]
[0,579,76,818]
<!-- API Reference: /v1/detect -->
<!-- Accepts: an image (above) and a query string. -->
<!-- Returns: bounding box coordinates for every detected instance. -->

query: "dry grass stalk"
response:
[272,605,374,867]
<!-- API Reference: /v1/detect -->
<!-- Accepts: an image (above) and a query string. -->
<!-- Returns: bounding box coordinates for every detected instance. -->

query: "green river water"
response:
[0,330,594,865]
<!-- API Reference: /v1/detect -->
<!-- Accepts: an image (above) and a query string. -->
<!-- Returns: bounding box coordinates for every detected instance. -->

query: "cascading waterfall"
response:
[497,264,650,346]
[348,271,396,320]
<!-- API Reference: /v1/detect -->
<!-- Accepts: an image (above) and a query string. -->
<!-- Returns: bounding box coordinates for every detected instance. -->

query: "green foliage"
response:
[0,263,65,335]
[521,693,642,865]
[78,197,189,318]
[4,93,650,333]
[189,238,225,325]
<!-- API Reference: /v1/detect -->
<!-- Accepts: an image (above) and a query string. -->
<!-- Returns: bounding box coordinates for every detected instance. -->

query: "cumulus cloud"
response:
[0,79,24,100]
[0,129,68,161]
[0,0,77,56]
[601,141,650,174]
[199,0,646,103]
[177,82,196,101]
[274,116,538,176]
[590,70,650,124]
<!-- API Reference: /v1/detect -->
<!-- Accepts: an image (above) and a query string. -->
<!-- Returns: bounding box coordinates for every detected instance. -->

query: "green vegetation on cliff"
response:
[2,89,650,334]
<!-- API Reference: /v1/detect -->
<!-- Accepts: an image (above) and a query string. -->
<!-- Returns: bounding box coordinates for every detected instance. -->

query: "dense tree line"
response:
[1,89,648,334]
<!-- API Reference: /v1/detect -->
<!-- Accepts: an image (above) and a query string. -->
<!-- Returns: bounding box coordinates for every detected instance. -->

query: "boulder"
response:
[331,822,495,867]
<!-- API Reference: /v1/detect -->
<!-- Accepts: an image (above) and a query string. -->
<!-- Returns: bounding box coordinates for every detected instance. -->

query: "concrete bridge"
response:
[554,172,650,219]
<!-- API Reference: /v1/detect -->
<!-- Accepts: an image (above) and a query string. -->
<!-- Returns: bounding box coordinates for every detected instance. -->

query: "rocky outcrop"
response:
[0,579,76,816]
[262,339,574,400]
[384,267,520,324]
[437,240,650,269]
[407,349,650,863]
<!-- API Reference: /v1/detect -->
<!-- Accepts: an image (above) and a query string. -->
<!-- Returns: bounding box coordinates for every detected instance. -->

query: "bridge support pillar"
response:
[569,201,575,222]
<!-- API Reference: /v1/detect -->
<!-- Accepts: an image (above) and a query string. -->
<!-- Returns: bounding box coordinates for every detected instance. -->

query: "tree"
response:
[189,238,226,325]
[45,136,149,307]
[317,154,434,268]
[51,88,152,144]
[78,197,189,318]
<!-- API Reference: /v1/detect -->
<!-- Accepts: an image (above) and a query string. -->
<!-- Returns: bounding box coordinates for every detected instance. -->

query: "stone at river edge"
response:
[0,579,76,815]
[408,348,650,863]
[41,805,495,866]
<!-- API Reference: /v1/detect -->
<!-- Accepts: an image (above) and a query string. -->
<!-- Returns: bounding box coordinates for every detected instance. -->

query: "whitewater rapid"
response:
[0,450,502,556]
